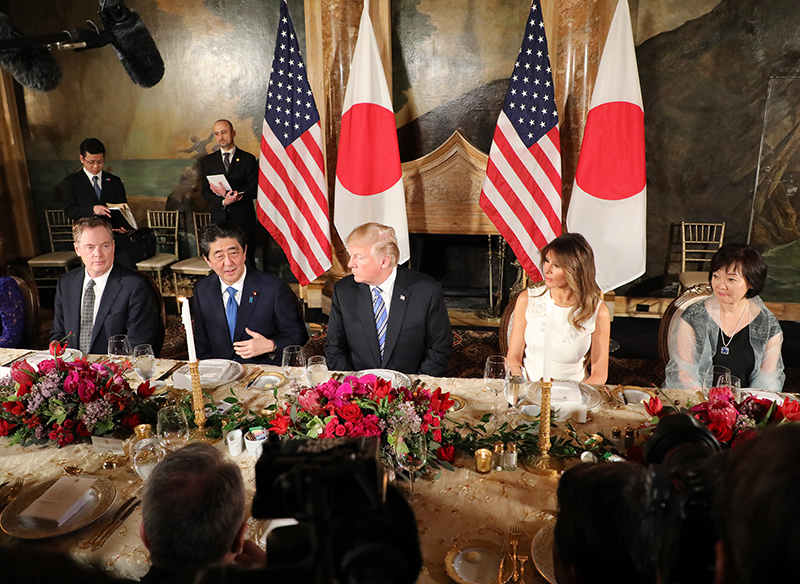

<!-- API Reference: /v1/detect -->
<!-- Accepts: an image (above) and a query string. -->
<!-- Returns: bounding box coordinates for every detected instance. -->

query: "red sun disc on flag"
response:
[574,101,646,201]
[337,103,402,196]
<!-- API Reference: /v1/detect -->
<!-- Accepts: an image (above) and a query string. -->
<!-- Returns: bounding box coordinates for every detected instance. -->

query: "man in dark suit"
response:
[191,221,307,365]
[55,138,136,270]
[325,223,453,376]
[51,217,158,355]
[199,119,260,265]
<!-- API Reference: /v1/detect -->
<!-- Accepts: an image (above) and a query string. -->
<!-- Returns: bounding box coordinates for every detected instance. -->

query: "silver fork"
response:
[509,525,521,582]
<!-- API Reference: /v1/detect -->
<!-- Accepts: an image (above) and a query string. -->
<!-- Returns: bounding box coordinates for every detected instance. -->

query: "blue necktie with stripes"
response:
[372,286,387,358]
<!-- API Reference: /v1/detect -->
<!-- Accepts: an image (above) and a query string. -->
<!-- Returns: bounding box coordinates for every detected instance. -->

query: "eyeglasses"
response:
[84,159,105,167]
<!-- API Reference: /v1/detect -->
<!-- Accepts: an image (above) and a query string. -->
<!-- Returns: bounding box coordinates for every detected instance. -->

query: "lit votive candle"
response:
[475,448,493,473]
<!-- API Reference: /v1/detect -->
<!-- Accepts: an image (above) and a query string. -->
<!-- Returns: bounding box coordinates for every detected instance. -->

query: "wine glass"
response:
[108,334,132,365]
[484,355,508,422]
[306,355,330,387]
[133,344,156,383]
[504,365,529,425]
[282,345,306,390]
[395,430,427,501]
[132,437,166,480]
[703,365,731,398]
[156,405,189,451]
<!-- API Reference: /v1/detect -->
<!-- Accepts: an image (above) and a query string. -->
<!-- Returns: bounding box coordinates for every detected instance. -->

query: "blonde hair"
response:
[346,223,399,267]
[73,217,113,244]
[538,232,601,330]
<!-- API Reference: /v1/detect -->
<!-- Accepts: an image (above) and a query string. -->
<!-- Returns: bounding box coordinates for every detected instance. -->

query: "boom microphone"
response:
[0,13,62,92]
[100,0,164,88]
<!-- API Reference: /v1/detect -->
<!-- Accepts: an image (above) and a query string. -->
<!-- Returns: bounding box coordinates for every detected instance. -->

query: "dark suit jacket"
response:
[51,265,158,355]
[199,148,259,236]
[191,269,308,365]
[57,170,128,221]
[325,268,453,376]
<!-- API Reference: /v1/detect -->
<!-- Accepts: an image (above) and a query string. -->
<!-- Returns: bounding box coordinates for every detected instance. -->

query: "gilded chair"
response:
[658,282,713,366]
[26,210,81,290]
[678,222,725,292]
[136,210,179,297]
[171,212,213,298]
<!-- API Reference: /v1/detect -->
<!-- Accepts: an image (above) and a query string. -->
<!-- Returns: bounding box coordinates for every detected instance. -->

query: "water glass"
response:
[156,405,190,451]
[282,345,306,390]
[133,344,156,382]
[729,375,742,401]
[132,437,166,480]
[484,355,508,422]
[306,355,330,387]
[108,334,132,365]
[504,365,529,425]
[395,430,427,501]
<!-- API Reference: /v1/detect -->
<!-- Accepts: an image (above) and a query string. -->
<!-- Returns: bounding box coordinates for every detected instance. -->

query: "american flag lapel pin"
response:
[400,295,406,301]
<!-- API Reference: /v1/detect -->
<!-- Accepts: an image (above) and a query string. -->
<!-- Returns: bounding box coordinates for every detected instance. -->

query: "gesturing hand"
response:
[233,327,276,360]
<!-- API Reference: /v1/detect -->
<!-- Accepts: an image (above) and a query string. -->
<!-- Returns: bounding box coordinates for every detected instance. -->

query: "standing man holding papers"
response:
[199,119,259,267]
[56,138,136,270]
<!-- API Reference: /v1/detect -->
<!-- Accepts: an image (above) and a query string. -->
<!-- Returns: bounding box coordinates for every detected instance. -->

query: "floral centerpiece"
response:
[0,344,158,447]
[261,374,458,474]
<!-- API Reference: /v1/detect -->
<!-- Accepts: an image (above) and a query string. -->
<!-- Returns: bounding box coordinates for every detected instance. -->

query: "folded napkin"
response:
[198,362,231,381]
[19,476,96,528]
[551,382,582,403]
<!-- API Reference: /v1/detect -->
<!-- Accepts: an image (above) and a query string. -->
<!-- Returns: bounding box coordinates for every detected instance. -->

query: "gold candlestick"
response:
[189,361,206,429]
[536,379,552,467]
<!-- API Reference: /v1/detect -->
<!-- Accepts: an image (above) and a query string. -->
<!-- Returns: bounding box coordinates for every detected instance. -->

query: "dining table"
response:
[0,347,716,583]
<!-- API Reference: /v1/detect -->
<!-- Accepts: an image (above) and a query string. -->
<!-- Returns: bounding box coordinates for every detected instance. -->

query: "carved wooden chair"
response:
[658,282,713,366]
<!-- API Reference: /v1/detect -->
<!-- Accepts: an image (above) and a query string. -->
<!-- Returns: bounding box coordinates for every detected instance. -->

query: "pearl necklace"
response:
[719,302,748,355]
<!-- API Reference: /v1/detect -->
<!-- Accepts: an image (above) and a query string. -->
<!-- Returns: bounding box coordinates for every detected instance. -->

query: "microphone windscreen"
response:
[108,9,164,88]
[0,13,62,92]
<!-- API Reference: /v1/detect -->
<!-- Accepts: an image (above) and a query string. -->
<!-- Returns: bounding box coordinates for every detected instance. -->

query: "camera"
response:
[644,413,726,584]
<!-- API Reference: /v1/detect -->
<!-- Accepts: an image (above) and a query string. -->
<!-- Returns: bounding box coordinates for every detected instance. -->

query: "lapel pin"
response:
[250,291,257,303]
[400,295,406,301]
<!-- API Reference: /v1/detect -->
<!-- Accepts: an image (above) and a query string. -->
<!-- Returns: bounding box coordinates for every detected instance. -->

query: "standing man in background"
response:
[56,138,136,270]
[199,119,260,267]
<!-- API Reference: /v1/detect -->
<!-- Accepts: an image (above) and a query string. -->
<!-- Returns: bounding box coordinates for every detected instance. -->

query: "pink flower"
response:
[334,424,346,437]
[707,400,738,428]
[709,386,735,403]
[298,389,323,415]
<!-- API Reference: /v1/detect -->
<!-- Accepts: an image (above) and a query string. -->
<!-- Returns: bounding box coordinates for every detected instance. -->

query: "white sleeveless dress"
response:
[522,289,599,382]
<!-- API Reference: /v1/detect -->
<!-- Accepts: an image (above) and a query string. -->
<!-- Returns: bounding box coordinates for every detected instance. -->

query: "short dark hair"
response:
[198,221,247,258]
[73,216,114,244]
[708,243,767,297]
[718,424,800,584]
[555,462,659,584]
[214,118,234,132]
[141,443,245,571]
[79,138,105,157]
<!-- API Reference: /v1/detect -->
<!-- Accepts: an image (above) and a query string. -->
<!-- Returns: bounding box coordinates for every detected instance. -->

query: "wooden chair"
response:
[678,222,725,292]
[171,212,213,298]
[7,266,41,349]
[136,210,179,298]
[499,281,544,356]
[657,282,713,366]
[26,210,81,290]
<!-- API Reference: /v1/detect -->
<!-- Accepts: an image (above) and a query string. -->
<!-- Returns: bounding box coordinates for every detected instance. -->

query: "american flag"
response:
[256,0,331,286]
[479,0,561,281]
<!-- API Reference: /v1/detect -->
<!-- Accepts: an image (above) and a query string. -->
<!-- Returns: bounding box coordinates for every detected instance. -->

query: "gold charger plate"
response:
[531,522,557,584]
[445,539,512,584]
[449,394,467,412]
[251,371,287,390]
[0,476,116,539]
[611,386,655,406]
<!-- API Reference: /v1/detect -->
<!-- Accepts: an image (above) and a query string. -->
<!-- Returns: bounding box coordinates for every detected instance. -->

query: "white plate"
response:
[355,369,412,389]
[251,372,286,390]
[0,477,116,539]
[25,348,82,367]
[445,539,511,584]
[742,389,785,404]
[526,379,603,410]
[172,359,244,389]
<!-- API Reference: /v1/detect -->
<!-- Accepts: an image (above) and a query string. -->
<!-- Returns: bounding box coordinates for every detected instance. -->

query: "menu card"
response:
[18,476,96,528]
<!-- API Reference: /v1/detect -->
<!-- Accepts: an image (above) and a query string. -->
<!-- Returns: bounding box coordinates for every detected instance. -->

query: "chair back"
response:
[46,210,76,252]
[6,267,41,349]
[193,212,212,255]
[134,271,166,357]
[657,282,713,365]
[681,222,725,273]
[146,210,179,256]
[499,281,544,356]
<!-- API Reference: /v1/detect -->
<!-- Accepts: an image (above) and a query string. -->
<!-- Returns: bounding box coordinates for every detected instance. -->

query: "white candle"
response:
[542,302,552,383]
[179,297,197,363]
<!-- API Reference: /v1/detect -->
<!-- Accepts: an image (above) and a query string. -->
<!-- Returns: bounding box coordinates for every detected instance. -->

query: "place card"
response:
[19,476,96,528]
[91,436,126,454]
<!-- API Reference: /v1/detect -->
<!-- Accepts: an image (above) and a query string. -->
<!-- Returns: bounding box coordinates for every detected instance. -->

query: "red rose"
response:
[436,444,455,463]
[334,424,347,437]
[707,421,733,443]
[76,421,92,437]
[269,416,290,435]
[121,413,141,431]
[0,419,15,436]
[338,403,362,422]
[432,428,442,442]
[137,381,154,399]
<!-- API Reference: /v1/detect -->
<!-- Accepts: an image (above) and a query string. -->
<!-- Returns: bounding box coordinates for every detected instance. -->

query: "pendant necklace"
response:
[720,302,748,355]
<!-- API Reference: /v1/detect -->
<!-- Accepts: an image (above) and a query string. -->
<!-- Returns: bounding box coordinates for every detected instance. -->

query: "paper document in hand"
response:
[106,204,137,230]
[19,476,96,528]
[207,174,233,193]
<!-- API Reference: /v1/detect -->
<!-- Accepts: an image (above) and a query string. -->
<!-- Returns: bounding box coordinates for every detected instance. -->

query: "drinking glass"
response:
[729,375,742,401]
[108,334,132,365]
[132,437,166,480]
[133,344,156,383]
[504,365,530,425]
[306,355,330,387]
[703,365,731,398]
[283,345,307,390]
[156,405,190,451]
[395,430,427,501]
[484,355,508,422]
